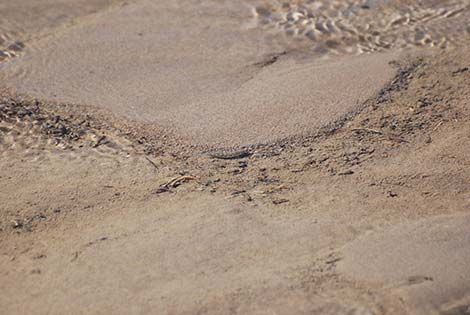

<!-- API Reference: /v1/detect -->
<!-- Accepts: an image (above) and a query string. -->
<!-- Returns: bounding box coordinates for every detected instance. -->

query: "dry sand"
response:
[1,0,470,314]
[339,213,470,315]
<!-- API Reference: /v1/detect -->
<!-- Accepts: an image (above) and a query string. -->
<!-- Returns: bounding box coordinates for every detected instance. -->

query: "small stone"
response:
[11,220,22,229]
[387,190,398,197]
[238,161,248,168]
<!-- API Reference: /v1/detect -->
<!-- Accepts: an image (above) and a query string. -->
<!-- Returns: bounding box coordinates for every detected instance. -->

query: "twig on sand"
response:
[433,121,444,131]
[164,176,196,188]
[209,150,252,160]
[351,128,383,135]
[156,175,197,194]
[272,198,289,205]
[145,156,159,169]
[93,135,107,148]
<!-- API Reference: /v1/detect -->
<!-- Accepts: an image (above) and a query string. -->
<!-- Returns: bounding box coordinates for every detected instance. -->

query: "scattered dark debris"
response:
[377,59,423,103]
[418,98,433,108]
[407,275,433,285]
[0,95,86,146]
[325,257,342,265]
[33,254,47,260]
[71,236,110,262]
[452,67,469,75]
[228,168,243,175]
[9,213,48,232]
[231,190,246,196]
[253,51,287,68]
[272,198,289,205]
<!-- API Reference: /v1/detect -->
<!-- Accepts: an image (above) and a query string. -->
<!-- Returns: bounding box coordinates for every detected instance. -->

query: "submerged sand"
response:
[0,0,401,147]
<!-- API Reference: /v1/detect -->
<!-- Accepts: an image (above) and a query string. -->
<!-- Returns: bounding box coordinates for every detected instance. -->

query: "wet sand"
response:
[0,0,401,146]
[1,0,470,314]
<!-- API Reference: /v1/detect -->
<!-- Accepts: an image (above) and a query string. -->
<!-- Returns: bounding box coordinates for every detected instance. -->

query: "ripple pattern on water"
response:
[251,0,470,55]
[0,32,25,63]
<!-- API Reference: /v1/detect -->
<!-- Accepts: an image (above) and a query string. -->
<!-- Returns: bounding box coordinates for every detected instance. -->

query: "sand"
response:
[1,0,470,314]
[339,213,470,315]
[0,0,123,51]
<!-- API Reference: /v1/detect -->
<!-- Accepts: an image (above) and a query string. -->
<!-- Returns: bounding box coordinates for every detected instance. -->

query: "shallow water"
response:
[1,0,469,62]
[251,0,470,55]
[0,0,123,62]
[0,0,469,146]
